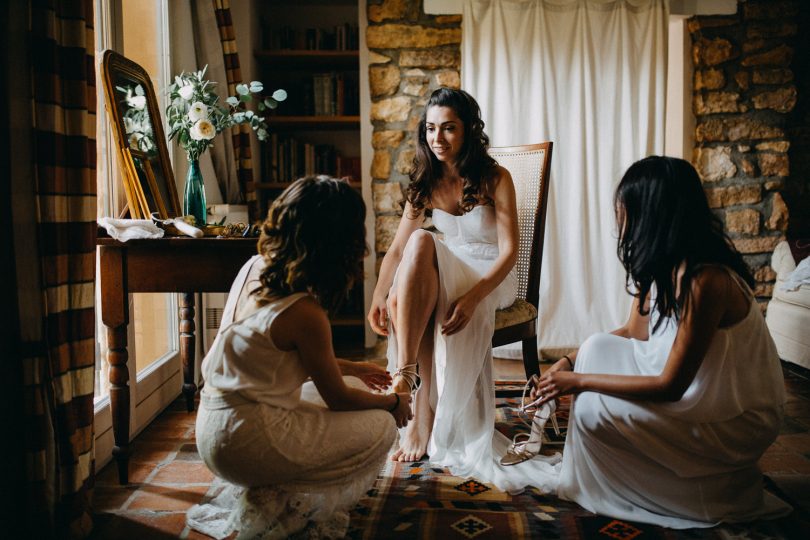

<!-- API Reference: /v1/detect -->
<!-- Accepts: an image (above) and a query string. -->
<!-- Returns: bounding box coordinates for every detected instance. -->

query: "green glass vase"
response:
[183,158,206,227]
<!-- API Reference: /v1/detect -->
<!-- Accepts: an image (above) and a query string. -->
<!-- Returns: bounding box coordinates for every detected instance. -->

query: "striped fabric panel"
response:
[212,0,257,221]
[28,0,96,535]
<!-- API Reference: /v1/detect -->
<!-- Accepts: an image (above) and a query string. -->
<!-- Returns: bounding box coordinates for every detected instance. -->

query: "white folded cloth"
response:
[98,217,164,241]
[780,256,810,292]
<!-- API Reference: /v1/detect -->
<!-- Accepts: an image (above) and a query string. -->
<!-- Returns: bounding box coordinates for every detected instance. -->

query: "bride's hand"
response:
[367,293,390,336]
[442,292,480,335]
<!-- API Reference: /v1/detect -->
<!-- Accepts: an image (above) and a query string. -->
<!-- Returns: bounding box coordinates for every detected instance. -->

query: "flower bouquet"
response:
[117,83,157,156]
[165,66,286,225]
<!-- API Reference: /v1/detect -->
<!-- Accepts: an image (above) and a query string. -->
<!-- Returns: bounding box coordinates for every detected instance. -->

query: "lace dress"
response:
[557,267,791,528]
[387,205,563,492]
[187,256,396,539]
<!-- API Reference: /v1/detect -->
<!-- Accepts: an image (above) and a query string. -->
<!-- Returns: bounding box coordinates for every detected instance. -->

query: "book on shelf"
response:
[263,23,359,51]
[263,134,360,184]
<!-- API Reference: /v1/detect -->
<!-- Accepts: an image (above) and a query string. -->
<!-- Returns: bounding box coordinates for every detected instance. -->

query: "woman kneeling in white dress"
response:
[531,156,791,528]
[188,176,412,539]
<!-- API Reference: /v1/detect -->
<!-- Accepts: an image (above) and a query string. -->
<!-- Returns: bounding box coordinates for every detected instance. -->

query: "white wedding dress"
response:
[387,205,562,493]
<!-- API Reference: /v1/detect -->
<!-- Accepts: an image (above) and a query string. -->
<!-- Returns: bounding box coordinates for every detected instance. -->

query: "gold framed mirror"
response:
[101,49,181,219]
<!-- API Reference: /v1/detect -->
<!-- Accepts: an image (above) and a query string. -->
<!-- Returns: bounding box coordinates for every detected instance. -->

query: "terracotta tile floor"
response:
[90,359,810,539]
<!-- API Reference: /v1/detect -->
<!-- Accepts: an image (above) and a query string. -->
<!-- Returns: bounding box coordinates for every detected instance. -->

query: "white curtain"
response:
[463,0,668,353]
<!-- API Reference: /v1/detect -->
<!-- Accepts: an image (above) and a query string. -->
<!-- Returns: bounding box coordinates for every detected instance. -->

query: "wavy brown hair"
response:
[405,88,499,217]
[254,176,367,313]
[615,156,754,332]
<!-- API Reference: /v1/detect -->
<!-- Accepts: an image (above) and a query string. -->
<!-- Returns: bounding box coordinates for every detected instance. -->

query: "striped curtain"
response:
[212,0,257,222]
[26,0,96,536]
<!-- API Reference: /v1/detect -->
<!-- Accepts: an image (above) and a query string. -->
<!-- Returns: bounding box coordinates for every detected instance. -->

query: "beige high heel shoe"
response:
[392,363,421,395]
[500,376,560,466]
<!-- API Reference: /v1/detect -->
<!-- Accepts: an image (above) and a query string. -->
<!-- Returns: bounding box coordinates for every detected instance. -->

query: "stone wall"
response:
[366,0,462,264]
[690,0,806,304]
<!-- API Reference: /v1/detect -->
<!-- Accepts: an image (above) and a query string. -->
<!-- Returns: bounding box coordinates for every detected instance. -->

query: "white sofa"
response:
[765,241,810,370]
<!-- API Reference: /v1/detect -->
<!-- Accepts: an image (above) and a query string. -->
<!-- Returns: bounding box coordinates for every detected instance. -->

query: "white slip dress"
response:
[387,205,563,493]
[557,267,791,528]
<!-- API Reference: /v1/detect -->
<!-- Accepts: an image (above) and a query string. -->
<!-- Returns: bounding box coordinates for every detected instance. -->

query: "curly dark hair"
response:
[405,87,499,217]
[615,156,754,332]
[254,176,367,313]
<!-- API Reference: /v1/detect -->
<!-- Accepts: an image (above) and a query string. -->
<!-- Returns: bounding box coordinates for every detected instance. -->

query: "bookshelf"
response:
[256,1,364,353]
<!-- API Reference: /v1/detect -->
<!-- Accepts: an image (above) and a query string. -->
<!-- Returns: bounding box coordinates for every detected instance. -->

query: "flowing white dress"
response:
[558,267,791,528]
[387,205,562,493]
[188,256,396,539]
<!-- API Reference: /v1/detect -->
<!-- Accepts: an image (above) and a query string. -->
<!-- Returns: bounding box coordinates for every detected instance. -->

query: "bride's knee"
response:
[575,332,630,373]
[403,229,436,263]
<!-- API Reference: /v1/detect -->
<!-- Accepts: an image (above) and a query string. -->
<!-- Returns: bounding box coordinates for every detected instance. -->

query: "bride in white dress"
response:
[368,88,561,492]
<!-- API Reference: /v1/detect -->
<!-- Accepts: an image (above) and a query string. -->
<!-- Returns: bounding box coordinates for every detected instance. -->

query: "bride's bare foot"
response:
[390,405,433,462]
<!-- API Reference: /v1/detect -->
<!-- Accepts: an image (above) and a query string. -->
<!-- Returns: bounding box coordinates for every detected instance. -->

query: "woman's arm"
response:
[275,297,412,426]
[535,268,732,402]
[367,201,425,335]
[442,166,519,335]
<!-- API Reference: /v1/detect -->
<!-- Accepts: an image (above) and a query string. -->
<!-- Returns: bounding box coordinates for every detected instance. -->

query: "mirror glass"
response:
[101,50,180,219]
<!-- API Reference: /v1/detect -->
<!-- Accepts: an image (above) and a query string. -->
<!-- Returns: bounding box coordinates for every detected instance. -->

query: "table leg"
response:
[180,293,198,412]
[107,324,131,484]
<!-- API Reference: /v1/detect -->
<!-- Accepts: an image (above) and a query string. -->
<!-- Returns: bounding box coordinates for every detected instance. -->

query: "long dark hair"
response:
[615,156,754,331]
[255,176,367,312]
[405,87,499,217]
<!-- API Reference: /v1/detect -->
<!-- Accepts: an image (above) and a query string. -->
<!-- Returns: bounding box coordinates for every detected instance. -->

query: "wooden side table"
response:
[98,236,257,484]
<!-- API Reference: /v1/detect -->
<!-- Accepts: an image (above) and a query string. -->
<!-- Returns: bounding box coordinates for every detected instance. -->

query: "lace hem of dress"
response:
[187,465,380,540]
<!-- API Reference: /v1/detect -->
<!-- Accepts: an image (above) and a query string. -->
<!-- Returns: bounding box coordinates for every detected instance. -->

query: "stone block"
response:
[694,92,740,114]
[694,146,736,182]
[402,79,429,96]
[732,236,782,254]
[434,70,460,89]
[435,15,462,24]
[369,51,392,65]
[371,96,412,122]
[735,71,750,91]
[752,86,797,113]
[372,181,404,214]
[372,130,405,150]
[752,68,793,85]
[371,150,391,179]
[754,265,776,282]
[370,65,401,98]
[755,141,790,153]
[367,24,461,49]
[395,145,416,174]
[726,208,761,235]
[759,153,789,177]
[741,158,757,177]
[764,180,783,191]
[743,39,766,54]
[693,37,737,67]
[766,192,789,231]
[744,1,798,20]
[687,17,738,33]
[368,0,407,23]
[747,22,798,40]
[400,49,459,69]
[404,68,426,76]
[375,215,401,253]
[695,68,725,90]
[741,45,793,67]
[705,184,762,208]
[695,118,784,142]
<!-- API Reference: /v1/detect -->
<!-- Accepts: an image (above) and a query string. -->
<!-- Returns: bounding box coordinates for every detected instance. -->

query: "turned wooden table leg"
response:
[180,293,198,412]
[107,324,131,484]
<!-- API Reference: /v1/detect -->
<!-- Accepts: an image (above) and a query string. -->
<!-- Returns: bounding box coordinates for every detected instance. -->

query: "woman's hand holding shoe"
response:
[389,392,414,428]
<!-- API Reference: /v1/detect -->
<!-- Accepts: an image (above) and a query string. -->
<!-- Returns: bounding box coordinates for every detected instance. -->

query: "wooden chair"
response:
[490,142,553,396]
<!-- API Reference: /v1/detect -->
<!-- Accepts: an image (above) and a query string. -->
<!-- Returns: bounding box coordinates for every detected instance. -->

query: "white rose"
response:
[124,117,135,134]
[178,84,194,101]
[188,101,209,122]
[189,119,216,141]
[128,95,146,110]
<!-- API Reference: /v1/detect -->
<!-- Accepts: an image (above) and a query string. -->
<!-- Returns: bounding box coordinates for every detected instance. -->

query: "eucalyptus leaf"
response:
[272,89,288,102]
[236,83,249,96]
[226,96,239,107]
[249,81,263,93]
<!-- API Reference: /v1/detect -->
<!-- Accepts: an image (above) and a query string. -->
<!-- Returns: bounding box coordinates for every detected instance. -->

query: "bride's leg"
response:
[391,324,435,462]
[390,230,438,395]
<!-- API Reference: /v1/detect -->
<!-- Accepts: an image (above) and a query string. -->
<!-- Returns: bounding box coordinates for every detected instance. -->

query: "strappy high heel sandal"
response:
[393,363,421,395]
[500,376,560,466]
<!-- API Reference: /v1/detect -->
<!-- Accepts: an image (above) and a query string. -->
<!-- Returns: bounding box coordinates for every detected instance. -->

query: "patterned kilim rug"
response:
[347,383,808,540]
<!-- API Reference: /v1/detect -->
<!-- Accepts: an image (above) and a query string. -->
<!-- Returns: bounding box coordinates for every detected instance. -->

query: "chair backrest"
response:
[488,142,552,308]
